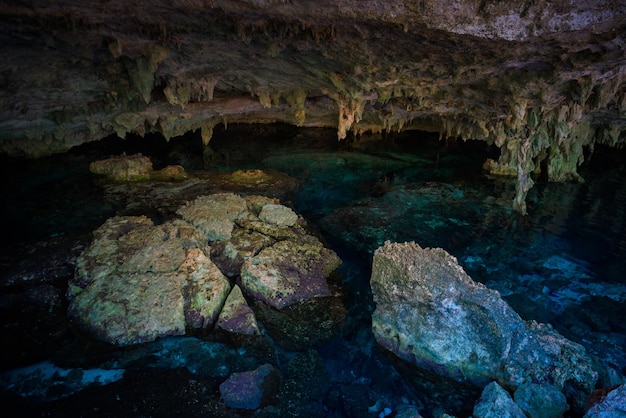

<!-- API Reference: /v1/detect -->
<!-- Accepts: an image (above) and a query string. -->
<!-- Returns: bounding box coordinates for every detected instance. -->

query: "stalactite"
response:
[513,137,534,215]
[284,88,307,126]
[337,97,365,140]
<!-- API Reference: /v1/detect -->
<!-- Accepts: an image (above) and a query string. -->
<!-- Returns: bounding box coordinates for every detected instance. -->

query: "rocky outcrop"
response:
[370,241,597,408]
[68,216,227,345]
[176,193,249,241]
[68,193,342,346]
[89,153,189,182]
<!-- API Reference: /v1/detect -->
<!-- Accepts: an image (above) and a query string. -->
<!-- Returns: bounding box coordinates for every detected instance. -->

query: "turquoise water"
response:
[1,124,625,416]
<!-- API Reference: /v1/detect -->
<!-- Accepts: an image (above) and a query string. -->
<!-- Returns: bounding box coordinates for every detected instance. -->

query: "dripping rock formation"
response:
[1,0,625,211]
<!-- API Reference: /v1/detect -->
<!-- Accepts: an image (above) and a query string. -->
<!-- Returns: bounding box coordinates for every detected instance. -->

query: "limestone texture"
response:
[513,383,569,418]
[176,193,248,241]
[219,363,279,410]
[258,204,299,227]
[584,384,626,417]
[89,153,153,182]
[370,241,597,407]
[68,193,342,345]
[241,239,341,310]
[216,285,260,336]
[473,382,526,418]
[1,0,624,213]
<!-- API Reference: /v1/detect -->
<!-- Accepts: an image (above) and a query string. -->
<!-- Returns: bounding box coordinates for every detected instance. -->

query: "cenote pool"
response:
[1,124,625,417]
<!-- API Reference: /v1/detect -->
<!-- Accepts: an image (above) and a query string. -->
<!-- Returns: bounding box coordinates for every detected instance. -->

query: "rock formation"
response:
[370,241,598,409]
[1,1,625,212]
[67,193,342,346]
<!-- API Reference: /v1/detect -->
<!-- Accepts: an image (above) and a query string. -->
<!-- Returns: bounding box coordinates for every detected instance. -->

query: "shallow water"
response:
[1,125,625,417]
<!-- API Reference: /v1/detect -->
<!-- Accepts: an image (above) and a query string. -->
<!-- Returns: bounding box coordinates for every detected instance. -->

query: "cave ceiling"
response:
[1,0,625,187]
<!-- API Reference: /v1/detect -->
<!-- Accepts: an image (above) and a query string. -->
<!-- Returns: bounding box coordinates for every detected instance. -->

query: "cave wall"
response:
[1,0,625,210]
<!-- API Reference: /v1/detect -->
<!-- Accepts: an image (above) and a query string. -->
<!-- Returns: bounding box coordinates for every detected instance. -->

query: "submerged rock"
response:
[473,382,526,418]
[370,241,597,408]
[219,363,279,410]
[513,383,568,418]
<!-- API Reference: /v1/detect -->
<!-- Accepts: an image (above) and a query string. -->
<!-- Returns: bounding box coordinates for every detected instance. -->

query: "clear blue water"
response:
[1,125,625,417]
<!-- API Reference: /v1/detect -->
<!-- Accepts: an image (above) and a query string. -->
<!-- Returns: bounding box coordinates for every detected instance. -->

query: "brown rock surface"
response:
[1,1,624,211]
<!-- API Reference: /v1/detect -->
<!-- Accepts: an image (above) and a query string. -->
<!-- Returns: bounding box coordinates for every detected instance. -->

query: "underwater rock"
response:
[473,381,526,418]
[216,285,260,335]
[252,293,346,350]
[370,241,597,407]
[513,383,568,418]
[219,363,279,410]
[241,239,341,310]
[583,384,626,417]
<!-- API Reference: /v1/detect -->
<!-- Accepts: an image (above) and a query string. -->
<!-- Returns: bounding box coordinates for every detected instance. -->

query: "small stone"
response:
[513,383,568,418]
[216,285,260,335]
[473,382,526,418]
[219,363,279,409]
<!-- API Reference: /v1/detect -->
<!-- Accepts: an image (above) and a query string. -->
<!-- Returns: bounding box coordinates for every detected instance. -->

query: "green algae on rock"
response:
[68,192,343,346]
[370,241,598,409]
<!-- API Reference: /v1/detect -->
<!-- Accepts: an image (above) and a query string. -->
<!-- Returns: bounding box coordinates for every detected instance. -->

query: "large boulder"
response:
[68,216,229,345]
[370,241,597,406]
[68,193,342,346]
[219,363,279,410]
[241,238,341,310]
[513,383,569,418]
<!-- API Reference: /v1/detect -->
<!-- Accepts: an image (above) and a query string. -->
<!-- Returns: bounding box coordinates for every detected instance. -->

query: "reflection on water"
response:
[1,124,625,416]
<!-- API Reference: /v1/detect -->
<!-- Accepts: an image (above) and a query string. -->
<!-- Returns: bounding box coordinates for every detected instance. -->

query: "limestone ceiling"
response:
[0,0,625,168]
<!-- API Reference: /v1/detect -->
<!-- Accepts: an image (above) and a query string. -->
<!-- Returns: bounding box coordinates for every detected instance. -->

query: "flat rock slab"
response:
[176,193,248,241]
